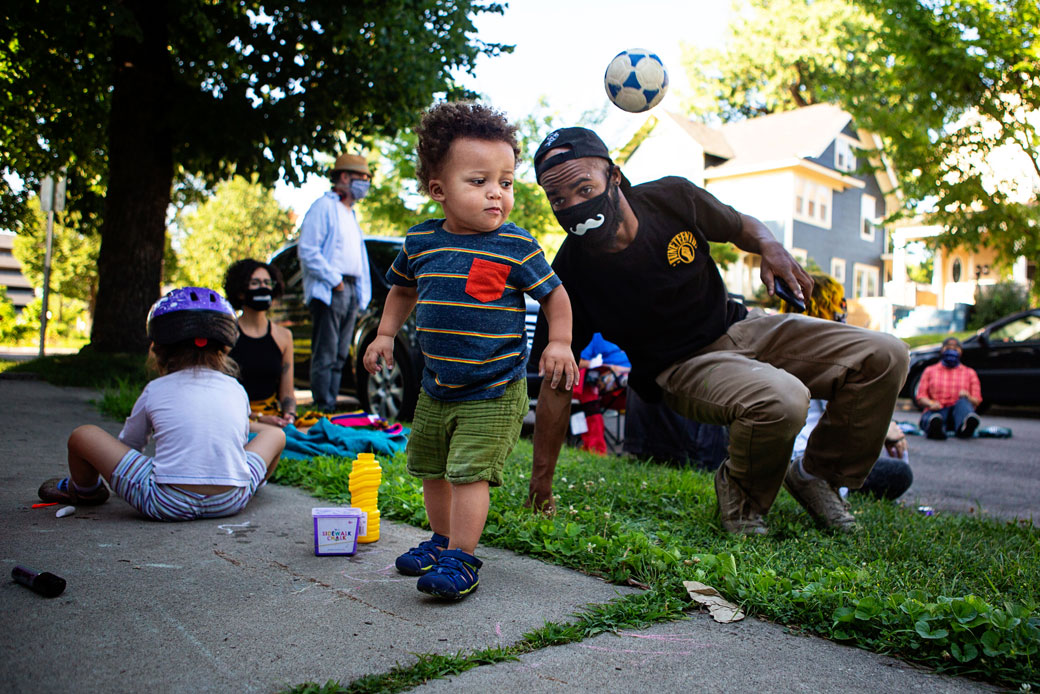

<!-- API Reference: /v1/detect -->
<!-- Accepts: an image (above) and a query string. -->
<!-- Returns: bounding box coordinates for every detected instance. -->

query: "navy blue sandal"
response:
[416,549,482,600]
[395,533,448,576]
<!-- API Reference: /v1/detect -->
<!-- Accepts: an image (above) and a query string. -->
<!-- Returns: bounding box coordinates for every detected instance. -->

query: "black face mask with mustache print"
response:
[552,183,622,252]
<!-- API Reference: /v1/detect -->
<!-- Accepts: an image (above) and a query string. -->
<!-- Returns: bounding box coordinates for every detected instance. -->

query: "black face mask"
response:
[553,183,621,252]
[244,288,273,311]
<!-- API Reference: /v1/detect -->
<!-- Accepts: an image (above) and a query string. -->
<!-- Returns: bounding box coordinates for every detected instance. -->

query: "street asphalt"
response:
[0,376,1006,693]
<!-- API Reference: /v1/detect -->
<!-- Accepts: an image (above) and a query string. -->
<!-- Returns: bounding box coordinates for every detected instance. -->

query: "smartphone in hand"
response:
[774,278,806,313]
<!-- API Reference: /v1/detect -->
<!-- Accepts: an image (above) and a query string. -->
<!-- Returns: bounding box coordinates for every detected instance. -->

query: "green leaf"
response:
[833,606,856,624]
[980,630,1006,657]
[950,598,978,624]
[950,642,978,663]
[915,620,949,640]
[854,596,883,621]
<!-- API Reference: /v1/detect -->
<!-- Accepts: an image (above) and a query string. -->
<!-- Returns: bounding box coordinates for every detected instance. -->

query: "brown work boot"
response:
[782,458,857,532]
[714,463,768,536]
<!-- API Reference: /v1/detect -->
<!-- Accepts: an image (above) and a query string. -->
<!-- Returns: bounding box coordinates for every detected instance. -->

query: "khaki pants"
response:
[655,312,909,512]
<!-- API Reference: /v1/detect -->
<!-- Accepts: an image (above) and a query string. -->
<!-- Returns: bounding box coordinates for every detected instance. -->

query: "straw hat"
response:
[332,153,370,175]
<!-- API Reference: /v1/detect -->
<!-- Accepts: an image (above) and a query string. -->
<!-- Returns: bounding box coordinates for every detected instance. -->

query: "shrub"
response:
[969,282,1030,330]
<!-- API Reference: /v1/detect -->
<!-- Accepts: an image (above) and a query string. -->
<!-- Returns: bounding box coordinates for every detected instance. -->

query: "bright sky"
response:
[274,0,733,218]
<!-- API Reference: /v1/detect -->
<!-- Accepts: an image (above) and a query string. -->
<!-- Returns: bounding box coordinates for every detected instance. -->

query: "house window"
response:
[793,177,833,228]
[791,248,808,265]
[835,137,858,173]
[952,258,962,282]
[860,194,878,242]
[831,257,846,283]
[853,263,879,298]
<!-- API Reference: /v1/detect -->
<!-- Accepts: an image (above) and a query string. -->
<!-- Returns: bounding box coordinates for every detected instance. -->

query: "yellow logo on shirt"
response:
[667,231,697,266]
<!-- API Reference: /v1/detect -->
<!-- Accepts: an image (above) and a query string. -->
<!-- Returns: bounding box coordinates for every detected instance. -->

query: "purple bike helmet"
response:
[146,287,239,348]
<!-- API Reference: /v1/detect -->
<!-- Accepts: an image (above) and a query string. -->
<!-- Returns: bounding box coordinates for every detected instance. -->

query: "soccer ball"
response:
[604,49,669,113]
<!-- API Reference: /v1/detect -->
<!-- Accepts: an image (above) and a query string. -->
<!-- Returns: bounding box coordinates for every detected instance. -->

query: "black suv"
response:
[269,237,540,421]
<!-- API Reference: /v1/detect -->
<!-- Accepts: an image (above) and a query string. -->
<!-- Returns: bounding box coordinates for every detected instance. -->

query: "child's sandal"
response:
[38,477,110,506]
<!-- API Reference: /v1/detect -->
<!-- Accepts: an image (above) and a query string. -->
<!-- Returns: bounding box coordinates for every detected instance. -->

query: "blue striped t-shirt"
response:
[388,219,561,402]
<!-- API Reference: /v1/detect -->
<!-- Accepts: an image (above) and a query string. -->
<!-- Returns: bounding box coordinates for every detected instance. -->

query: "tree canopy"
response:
[172,176,293,290]
[680,0,875,121]
[837,0,1040,294]
[11,199,101,307]
[1,0,509,351]
[680,0,1040,297]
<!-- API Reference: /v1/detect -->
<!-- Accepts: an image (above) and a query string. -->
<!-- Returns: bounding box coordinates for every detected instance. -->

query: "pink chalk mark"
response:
[495,622,503,637]
[621,632,711,645]
[579,644,699,657]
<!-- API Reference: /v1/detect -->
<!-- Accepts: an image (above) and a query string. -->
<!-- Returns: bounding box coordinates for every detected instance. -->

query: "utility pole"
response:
[37,172,66,358]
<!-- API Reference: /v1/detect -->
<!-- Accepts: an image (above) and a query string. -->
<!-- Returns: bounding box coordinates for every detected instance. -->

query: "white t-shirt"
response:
[119,368,252,487]
[334,203,364,279]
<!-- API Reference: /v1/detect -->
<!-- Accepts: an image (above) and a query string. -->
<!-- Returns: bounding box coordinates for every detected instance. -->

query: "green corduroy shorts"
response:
[406,379,529,487]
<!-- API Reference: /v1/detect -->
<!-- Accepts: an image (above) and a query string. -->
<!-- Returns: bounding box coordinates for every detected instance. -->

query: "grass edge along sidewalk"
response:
[274,443,1039,692]
[5,353,1037,689]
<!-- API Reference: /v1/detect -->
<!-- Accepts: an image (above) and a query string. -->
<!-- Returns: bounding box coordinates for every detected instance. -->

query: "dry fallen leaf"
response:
[683,580,745,623]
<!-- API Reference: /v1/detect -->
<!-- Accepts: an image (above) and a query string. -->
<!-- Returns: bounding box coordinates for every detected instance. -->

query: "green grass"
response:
[901,330,974,350]
[4,350,148,389]
[274,443,1039,690]
[4,351,149,420]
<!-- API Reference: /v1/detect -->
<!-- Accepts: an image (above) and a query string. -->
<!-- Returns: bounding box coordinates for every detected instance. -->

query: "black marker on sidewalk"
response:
[12,565,66,598]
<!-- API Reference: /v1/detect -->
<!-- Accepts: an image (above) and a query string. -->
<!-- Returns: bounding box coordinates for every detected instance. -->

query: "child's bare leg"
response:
[67,425,132,487]
[447,480,489,554]
[244,427,286,481]
[422,478,452,538]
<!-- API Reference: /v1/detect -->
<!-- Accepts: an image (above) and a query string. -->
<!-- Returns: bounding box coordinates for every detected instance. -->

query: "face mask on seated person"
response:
[940,349,961,368]
[244,288,273,312]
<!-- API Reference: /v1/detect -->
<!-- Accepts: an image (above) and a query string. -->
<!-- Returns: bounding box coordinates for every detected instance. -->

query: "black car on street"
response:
[900,307,1040,412]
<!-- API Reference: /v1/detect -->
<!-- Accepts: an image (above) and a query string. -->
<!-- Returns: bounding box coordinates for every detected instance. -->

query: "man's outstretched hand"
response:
[525,482,557,516]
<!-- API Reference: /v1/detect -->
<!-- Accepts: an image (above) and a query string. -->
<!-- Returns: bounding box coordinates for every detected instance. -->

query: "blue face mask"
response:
[349,179,370,201]
[940,349,961,368]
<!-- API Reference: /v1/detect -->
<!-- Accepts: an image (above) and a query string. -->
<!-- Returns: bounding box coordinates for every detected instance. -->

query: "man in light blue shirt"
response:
[297,153,373,411]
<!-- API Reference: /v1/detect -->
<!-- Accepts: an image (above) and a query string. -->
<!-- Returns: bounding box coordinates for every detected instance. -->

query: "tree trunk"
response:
[90,0,173,353]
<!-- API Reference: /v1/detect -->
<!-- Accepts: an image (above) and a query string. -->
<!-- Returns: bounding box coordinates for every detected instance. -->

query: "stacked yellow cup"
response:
[349,452,381,543]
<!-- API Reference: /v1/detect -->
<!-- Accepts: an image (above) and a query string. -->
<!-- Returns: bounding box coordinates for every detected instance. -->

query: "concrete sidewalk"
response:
[0,378,991,693]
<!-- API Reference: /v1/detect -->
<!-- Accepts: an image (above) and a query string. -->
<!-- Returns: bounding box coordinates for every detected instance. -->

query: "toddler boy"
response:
[363,102,576,599]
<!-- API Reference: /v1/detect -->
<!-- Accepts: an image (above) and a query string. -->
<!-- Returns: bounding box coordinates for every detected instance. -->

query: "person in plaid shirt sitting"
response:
[915,336,982,440]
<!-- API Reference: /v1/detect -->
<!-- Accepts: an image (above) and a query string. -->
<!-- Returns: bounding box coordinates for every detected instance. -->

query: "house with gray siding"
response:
[618,104,899,301]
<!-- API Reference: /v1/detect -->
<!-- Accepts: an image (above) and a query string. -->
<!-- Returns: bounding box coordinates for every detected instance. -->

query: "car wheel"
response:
[357,339,418,421]
[905,371,924,411]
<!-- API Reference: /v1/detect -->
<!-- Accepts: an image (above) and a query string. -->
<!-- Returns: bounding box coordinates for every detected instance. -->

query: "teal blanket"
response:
[281,418,410,460]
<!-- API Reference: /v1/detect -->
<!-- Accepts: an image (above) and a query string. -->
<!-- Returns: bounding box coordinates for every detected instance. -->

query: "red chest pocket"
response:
[465,257,511,302]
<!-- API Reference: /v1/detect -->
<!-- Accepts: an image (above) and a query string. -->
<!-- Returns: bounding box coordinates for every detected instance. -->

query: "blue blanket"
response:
[281,418,410,460]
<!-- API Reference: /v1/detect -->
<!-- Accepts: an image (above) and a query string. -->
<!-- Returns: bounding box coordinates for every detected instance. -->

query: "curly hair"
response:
[415,102,520,195]
[223,258,285,310]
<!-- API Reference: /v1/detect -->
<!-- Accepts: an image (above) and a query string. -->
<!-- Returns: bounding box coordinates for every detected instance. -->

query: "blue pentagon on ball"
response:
[604,48,669,113]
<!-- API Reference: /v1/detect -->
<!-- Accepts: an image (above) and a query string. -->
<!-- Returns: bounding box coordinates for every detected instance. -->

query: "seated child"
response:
[38,287,286,521]
[364,102,577,600]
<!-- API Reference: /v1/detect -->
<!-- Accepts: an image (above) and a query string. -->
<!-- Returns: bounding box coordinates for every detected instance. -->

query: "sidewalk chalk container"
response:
[11,565,66,598]
[312,507,365,556]
[349,452,382,543]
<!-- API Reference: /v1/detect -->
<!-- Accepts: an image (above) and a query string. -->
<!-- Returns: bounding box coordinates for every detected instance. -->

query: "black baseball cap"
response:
[534,127,614,183]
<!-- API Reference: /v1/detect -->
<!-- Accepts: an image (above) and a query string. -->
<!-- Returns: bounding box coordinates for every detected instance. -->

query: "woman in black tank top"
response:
[224,259,297,428]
